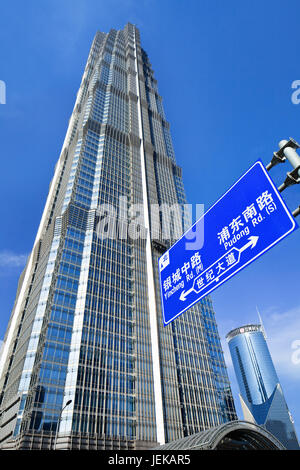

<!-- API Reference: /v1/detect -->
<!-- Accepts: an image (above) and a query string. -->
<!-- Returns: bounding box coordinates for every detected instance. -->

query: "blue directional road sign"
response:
[158,160,298,326]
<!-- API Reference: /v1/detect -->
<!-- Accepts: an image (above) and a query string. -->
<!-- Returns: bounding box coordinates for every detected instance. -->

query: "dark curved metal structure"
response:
[156,420,286,450]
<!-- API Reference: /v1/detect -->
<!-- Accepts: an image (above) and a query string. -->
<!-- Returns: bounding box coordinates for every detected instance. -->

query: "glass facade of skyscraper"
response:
[227,324,299,450]
[0,23,236,450]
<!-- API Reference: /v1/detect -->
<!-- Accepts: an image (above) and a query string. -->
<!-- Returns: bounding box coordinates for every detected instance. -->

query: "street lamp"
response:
[53,399,72,450]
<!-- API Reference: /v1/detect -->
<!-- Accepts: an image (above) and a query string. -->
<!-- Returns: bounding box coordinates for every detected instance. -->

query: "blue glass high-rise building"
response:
[227,324,299,450]
[0,23,236,450]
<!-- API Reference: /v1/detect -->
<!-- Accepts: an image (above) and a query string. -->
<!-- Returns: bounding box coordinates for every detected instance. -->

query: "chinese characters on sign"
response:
[159,161,297,326]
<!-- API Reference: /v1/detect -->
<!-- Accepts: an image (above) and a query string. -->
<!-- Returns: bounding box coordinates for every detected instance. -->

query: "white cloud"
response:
[263,305,300,381]
[0,251,28,268]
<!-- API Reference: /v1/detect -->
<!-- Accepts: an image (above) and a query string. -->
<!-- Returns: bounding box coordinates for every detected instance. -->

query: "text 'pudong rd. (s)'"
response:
[159,160,297,326]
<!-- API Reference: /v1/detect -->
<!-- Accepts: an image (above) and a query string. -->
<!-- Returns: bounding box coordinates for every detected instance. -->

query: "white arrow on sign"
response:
[239,235,259,252]
[179,287,194,302]
[179,236,259,302]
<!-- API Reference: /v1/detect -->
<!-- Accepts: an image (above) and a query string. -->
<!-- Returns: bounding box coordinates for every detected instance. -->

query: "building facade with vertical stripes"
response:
[227,324,299,450]
[0,23,236,450]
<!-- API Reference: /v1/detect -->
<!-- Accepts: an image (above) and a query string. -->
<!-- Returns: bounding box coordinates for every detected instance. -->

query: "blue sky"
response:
[0,0,300,437]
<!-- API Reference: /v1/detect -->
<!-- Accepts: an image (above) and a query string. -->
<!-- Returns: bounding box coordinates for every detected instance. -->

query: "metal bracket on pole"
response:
[278,165,300,192]
[292,206,300,218]
[266,151,286,171]
[266,138,299,171]
[265,137,300,217]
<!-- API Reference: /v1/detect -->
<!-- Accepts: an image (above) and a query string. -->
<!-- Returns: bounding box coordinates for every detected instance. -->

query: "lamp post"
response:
[53,399,72,450]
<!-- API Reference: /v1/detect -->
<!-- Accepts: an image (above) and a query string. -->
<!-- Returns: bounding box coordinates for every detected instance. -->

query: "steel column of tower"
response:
[132,27,165,445]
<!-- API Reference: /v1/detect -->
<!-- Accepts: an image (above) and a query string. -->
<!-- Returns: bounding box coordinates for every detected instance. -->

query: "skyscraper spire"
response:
[256,305,267,339]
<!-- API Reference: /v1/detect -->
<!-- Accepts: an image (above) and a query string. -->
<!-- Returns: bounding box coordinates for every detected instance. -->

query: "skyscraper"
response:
[226,324,299,450]
[0,23,236,450]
